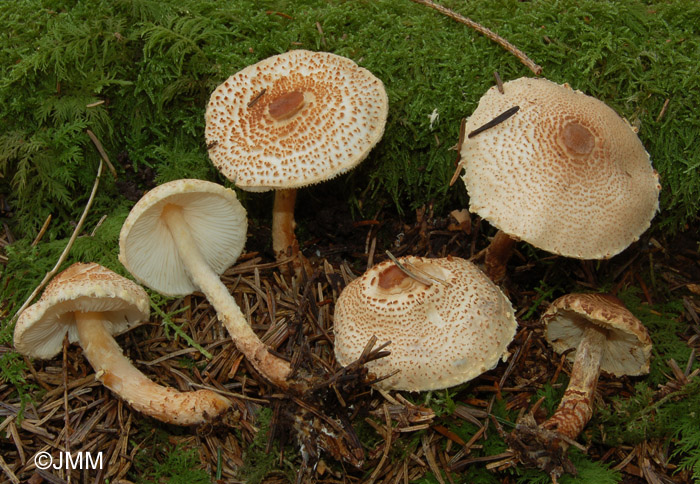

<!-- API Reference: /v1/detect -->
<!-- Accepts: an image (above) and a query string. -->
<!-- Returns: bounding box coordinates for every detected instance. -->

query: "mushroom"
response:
[458,77,661,281]
[13,262,230,425]
[118,179,291,386]
[333,256,517,391]
[540,293,651,439]
[205,50,388,273]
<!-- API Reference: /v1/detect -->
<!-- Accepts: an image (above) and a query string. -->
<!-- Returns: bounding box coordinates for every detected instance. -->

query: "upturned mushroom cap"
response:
[333,256,517,391]
[205,49,388,191]
[543,293,652,377]
[119,179,247,296]
[14,263,149,359]
[460,77,661,259]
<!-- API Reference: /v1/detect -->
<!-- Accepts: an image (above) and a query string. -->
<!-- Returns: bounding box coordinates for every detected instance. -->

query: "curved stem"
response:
[75,312,230,425]
[162,205,292,386]
[543,325,606,439]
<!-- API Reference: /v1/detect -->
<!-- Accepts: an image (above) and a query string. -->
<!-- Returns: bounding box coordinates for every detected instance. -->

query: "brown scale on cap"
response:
[333,256,517,392]
[459,77,661,275]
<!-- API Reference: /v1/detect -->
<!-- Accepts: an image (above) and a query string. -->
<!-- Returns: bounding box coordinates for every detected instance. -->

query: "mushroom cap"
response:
[14,263,149,360]
[333,256,517,391]
[205,49,388,191]
[542,293,652,377]
[460,77,661,259]
[119,179,247,296]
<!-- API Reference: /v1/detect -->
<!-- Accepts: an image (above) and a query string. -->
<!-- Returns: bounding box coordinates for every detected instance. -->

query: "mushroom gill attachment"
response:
[333,256,517,391]
[119,179,292,387]
[507,293,651,478]
[13,262,230,425]
[459,77,661,281]
[205,50,389,274]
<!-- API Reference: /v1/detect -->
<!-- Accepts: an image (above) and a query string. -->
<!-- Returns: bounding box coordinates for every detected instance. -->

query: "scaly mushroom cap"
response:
[119,179,247,296]
[543,293,652,377]
[333,256,517,391]
[460,77,661,259]
[14,263,149,359]
[205,49,388,191]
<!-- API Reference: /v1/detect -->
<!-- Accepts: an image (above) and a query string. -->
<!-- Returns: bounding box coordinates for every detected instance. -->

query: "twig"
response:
[656,98,670,123]
[494,71,504,94]
[86,129,117,179]
[10,158,104,324]
[409,0,542,75]
[385,250,434,286]
[0,454,20,484]
[468,106,520,139]
[31,214,52,247]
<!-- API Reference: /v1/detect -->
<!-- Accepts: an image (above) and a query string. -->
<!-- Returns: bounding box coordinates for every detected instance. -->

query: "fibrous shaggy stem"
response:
[542,324,607,439]
[272,188,309,275]
[484,230,518,283]
[162,205,292,386]
[76,312,230,425]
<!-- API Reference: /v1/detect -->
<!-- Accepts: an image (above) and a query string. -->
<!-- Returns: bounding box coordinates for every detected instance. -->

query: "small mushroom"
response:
[540,293,652,439]
[118,179,291,386]
[459,77,661,281]
[333,256,517,391]
[205,50,388,274]
[13,262,230,425]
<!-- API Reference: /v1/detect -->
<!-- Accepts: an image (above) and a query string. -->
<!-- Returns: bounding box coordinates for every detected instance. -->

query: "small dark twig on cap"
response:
[247,88,266,108]
[468,105,520,139]
[409,0,542,75]
[494,71,504,94]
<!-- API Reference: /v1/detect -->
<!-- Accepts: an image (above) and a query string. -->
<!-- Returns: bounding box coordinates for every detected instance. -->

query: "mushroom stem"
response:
[162,205,292,386]
[484,230,517,282]
[542,324,606,439]
[75,311,230,425]
[272,188,309,275]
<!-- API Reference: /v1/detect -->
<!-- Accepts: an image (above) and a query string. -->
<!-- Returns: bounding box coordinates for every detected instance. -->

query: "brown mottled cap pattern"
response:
[333,256,518,391]
[119,179,247,296]
[543,293,652,376]
[14,263,149,360]
[205,50,388,191]
[460,77,661,259]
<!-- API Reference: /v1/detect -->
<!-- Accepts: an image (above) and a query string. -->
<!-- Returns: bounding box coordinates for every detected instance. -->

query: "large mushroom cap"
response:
[205,49,389,191]
[460,77,661,259]
[333,256,517,391]
[14,263,149,359]
[119,179,247,296]
[543,293,652,377]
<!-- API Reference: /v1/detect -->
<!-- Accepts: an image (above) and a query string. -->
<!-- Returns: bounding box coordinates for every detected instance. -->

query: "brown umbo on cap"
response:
[460,77,661,259]
[205,49,389,190]
[333,256,517,391]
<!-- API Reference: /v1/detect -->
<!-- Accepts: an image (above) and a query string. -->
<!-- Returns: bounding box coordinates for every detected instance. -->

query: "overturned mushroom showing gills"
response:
[119,179,292,386]
[333,256,517,391]
[541,293,652,439]
[459,77,661,281]
[205,50,388,272]
[13,263,230,425]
